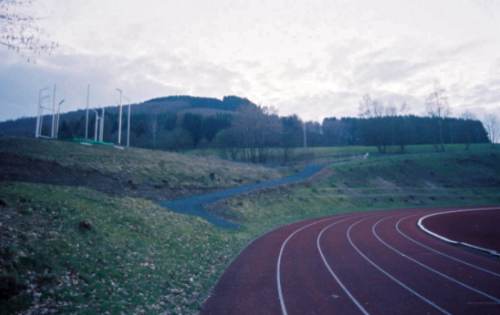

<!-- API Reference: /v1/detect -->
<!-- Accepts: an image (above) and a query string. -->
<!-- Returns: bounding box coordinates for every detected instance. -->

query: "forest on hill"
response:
[0,94,490,162]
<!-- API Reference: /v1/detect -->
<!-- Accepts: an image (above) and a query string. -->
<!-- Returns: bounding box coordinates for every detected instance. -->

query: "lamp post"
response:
[93,109,100,141]
[35,87,51,138]
[55,99,64,139]
[100,107,105,142]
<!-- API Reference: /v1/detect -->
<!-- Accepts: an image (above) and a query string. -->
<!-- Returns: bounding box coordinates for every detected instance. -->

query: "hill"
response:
[0,95,255,143]
[0,95,489,157]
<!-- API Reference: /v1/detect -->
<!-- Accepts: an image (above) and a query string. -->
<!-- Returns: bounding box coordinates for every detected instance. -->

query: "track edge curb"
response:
[417,207,500,258]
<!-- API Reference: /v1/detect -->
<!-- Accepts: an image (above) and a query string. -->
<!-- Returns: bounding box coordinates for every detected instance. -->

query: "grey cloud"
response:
[276,91,360,121]
[466,83,500,106]
[354,59,433,84]
[0,50,256,121]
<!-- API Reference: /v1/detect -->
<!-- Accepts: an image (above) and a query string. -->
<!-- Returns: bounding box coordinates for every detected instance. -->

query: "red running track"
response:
[201,207,500,315]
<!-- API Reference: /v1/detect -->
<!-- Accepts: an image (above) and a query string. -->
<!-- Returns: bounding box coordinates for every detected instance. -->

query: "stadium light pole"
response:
[116,88,123,145]
[35,88,44,138]
[100,107,105,142]
[55,99,64,139]
[35,87,50,138]
[93,109,99,141]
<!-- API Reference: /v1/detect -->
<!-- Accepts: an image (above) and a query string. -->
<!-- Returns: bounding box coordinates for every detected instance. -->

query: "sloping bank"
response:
[160,164,323,228]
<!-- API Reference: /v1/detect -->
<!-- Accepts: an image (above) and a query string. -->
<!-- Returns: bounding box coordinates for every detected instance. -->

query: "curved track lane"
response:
[201,207,500,315]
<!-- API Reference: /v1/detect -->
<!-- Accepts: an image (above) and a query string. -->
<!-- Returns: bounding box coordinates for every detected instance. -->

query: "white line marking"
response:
[277,216,337,315]
[347,217,451,315]
[417,207,500,257]
[396,215,500,278]
[317,217,370,315]
[373,216,500,304]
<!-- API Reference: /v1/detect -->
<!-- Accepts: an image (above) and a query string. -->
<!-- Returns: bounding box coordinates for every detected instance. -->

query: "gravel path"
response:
[160,164,323,228]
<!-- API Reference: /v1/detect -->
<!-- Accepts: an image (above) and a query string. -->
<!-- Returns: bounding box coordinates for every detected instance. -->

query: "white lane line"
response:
[396,215,500,278]
[417,207,500,257]
[277,216,339,315]
[373,216,500,304]
[347,218,451,315]
[317,217,370,315]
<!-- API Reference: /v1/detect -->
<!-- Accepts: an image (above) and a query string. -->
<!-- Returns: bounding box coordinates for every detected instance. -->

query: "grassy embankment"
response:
[222,145,500,235]
[1,137,499,314]
[0,137,280,314]
[189,143,498,164]
[0,137,280,200]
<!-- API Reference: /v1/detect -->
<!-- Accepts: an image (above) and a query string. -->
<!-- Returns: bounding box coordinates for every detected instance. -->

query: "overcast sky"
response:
[1,0,499,121]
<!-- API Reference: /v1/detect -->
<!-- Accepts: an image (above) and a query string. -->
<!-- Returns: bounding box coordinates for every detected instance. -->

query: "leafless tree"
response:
[358,94,385,118]
[483,113,499,146]
[217,105,281,163]
[358,94,409,152]
[426,88,450,152]
[0,0,56,58]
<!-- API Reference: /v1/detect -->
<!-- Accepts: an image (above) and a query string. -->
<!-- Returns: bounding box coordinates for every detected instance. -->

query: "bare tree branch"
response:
[0,0,56,58]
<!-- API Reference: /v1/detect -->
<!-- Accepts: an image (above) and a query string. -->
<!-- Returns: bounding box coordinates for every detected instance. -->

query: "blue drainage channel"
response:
[159,164,323,229]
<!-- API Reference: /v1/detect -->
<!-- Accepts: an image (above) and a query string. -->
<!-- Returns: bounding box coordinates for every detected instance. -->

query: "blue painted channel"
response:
[160,164,323,229]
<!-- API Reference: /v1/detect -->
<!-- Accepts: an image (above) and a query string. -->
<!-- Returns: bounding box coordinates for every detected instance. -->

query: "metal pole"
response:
[55,100,64,139]
[127,102,131,147]
[51,84,57,138]
[116,88,123,145]
[35,89,42,138]
[100,107,105,142]
[85,84,90,139]
[94,111,99,141]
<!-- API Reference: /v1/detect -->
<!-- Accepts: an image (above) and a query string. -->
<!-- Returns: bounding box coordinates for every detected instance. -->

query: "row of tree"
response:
[58,112,232,150]
[214,105,490,162]
[0,91,496,163]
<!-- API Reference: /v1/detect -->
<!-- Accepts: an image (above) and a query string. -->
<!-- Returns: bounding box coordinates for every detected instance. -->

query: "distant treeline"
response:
[0,95,489,162]
[321,116,488,151]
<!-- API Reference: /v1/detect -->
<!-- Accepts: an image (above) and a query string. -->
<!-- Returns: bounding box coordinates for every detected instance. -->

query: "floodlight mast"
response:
[35,89,43,137]
[116,88,123,145]
[100,108,105,142]
[55,99,64,139]
[35,87,50,138]
[93,110,99,141]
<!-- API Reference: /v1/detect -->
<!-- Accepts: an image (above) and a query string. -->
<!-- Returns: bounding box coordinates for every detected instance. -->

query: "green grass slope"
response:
[0,137,281,199]
[189,143,497,164]
[1,140,499,314]
[0,183,247,314]
[219,147,500,233]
